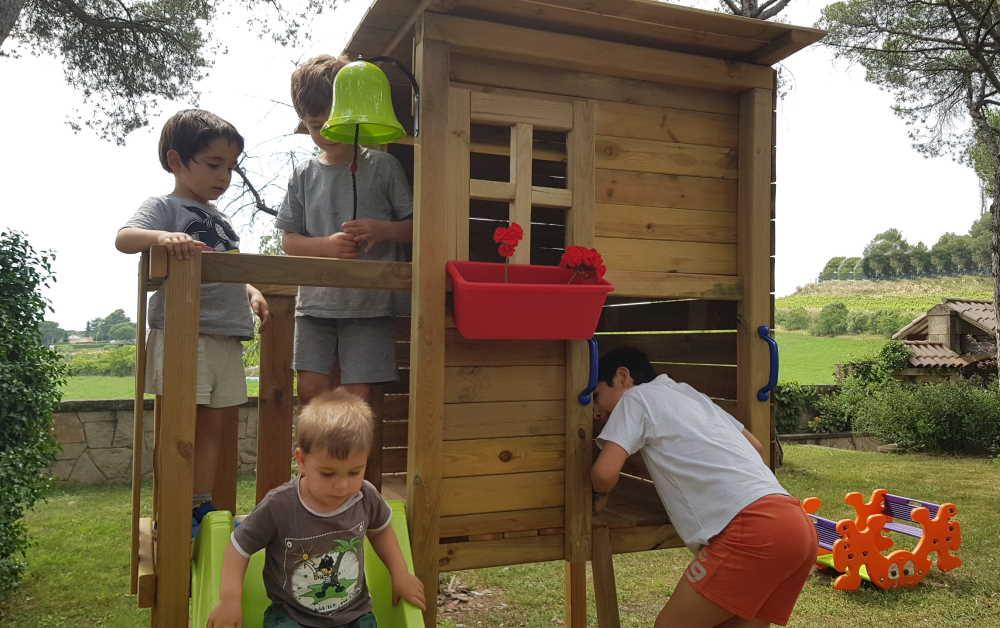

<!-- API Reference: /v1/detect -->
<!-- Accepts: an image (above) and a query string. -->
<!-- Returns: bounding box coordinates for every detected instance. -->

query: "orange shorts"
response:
[683,494,817,626]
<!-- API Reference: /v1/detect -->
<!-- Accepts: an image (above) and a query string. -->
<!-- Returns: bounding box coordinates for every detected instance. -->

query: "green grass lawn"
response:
[776,330,887,385]
[2,446,997,627]
[60,376,260,400]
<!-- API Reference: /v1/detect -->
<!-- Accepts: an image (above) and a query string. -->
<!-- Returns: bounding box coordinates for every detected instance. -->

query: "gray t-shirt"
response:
[232,479,392,627]
[275,150,412,318]
[122,195,254,339]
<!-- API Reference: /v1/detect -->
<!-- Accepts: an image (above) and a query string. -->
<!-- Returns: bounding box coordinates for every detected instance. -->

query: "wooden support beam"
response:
[137,517,156,608]
[511,122,533,265]
[469,178,514,202]
[447,87,471,260]
[471,90,573,130]
[565,561,587,628]
[256,294,295,502]
[591,527,621,628]
[152,253,200,628]
[200,252,411,290]
[130,253,148,595]
[425,14,774,91]
[438,534,564,572]
[407,21,449,628]
[531,186,572,208]
[736,86,775,466]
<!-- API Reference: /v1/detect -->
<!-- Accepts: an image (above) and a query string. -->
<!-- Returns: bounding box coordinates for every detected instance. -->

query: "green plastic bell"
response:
[321,60,406,144]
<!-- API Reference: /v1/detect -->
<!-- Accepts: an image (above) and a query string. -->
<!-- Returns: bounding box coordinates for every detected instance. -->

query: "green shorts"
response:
[263,605,376,628]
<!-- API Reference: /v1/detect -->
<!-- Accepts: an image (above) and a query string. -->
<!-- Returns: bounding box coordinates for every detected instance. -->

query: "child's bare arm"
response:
[368,527,426,610]
[591,441,630,493]
[341,218,412,248]
[281,231,358,259]
[741,428,765,460]
[206,543,250,627]
[116,227,207,260]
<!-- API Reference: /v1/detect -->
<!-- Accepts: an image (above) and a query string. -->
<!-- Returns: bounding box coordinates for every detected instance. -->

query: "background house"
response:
[892,299,997,382]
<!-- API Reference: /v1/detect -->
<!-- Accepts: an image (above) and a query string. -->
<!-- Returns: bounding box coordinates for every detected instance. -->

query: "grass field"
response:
[2,446,997,627]
[777,330,886,384]
[777,275,993,313]
[60,376,260,401]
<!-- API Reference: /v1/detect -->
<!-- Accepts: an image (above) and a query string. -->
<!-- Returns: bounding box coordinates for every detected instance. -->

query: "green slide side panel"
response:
[815,553,871,581]
[191,499,424,627]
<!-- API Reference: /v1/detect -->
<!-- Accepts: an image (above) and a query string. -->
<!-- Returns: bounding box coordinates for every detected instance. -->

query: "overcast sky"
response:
[0,0,983,330]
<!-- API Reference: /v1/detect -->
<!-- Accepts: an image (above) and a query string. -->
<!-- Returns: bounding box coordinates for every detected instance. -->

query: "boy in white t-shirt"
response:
[591,347,816,628]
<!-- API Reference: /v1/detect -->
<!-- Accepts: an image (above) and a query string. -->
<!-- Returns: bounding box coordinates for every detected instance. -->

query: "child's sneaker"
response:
[191,500,217,539]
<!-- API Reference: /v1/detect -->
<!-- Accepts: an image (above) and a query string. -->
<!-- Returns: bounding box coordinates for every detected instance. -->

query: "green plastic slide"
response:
[190,499,424,627]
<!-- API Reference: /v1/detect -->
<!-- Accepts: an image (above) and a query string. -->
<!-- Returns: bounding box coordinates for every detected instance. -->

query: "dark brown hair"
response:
[290,54,351,124]
[158,109,244,173]
[297,389,374,459]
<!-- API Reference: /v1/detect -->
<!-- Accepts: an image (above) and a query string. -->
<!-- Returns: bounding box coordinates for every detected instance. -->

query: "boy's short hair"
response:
[158,109,244,173]
[297,389,374,459]
[291,54,351,129]
[599,346,657,386]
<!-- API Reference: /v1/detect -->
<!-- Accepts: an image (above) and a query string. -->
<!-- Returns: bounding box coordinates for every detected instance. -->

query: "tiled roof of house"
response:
[901,340,976,368]
[944,299,997,333]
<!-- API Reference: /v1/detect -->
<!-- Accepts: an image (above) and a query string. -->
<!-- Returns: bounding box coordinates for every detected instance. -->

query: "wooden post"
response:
[736,87,774,465]
[407,18,450,627]
[564,99,596,626]
[130,252,149,595]
[256,294,295,502]
[152,252,201,628]
[213,414,239,513]
[511,122,533,264]
[591,526,620,628]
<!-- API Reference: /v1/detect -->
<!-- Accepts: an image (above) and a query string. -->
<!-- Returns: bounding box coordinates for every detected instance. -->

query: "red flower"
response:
[560,246,606,282]
[493,222,523,258]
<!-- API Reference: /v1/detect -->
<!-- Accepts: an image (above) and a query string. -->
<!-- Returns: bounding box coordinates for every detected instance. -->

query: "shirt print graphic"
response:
[181,205,240,251]
[283,521,366,614]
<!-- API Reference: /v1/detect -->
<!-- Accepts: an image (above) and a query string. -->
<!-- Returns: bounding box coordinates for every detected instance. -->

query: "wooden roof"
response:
[345,0,824,65]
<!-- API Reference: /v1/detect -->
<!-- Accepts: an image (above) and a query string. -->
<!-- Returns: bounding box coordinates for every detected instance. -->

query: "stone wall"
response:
[51,399,260,484]
[780,431,881,452]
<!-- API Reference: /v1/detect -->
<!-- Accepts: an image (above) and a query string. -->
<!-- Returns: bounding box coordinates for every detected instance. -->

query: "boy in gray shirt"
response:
[276,55,413,408]
[207,391,425,627]
[116,109,269,533]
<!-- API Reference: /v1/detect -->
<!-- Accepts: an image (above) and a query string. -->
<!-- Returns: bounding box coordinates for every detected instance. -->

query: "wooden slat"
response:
[595,204,736,243]
[596,236,736,275]
[532,185,572,208]
[137,517,155,608]
[200,252,411,290]
[148,246,168,282]
[610,524,685,554]
[737,87,775,466]
[254,283,297,297]
[425,14,774,91]
[407,27,449,628]
[130,253,148,595]
[470,178,514,201]
[445,365,565,403]
[448,87,471,260]
[596,101,738,148]
[153,253,200,628]
[566,561,587,628]
[439,507,565,538]
[511,122,533,264]
[592,526,621,628]
[471,90,573,130]
[604,270,742,300]
[451,54,739,115]
[598,299,738,332]
[597,170,738,211]
[438,534,564,571]
[256,295,295,501]
[382,447,407,474]
[596,136,738,179]
[441,470,565,516]
[443,435,565,477]
[598,332,737,365]
[654,363,736,399]
[213,417,238,513]
[445,330,565,366]
[444,400,565,440]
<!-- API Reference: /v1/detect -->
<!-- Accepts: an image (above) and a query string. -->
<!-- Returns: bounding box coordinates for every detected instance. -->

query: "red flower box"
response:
[446,260,614,340]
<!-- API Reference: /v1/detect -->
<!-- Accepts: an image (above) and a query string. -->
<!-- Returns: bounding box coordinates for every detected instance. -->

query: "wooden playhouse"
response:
[130,2,823,626]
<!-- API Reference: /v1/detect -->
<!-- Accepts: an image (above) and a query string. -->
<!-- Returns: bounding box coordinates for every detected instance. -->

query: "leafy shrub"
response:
[773,382,819,434]
[0,231,64,595]
[777,307,813,331]
[847,310,874,334]
[812,302,849,336]
[65,345,135,376]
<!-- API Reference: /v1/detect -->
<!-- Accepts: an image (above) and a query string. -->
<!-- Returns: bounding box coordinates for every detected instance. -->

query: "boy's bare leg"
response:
[194,405,238,507]
[297,370,337,407]
[654,576,766,628]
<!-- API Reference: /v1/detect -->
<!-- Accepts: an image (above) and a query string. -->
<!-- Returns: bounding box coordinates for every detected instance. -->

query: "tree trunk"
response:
[991,184,1000,388]
[0,0,26,48]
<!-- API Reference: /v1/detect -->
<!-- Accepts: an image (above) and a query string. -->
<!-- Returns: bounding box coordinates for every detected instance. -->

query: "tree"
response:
[819,256,845,281]
[908,241,932,277]
[38,320,67,345]
[718,0,792,20]
[2,1,327,143]
[862,229,910,279]
[821,0,1000,382]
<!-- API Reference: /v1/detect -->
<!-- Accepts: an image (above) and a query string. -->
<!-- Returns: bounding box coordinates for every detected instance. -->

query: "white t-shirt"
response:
[597,374,787,549]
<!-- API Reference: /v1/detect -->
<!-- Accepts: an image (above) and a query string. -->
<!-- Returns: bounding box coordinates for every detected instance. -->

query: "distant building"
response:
[67,335,94,344]
[892,299,997,383]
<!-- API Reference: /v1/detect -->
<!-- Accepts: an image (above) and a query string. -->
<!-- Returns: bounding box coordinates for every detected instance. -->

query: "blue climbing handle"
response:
[578,337,600,405]
[757,325,779,401]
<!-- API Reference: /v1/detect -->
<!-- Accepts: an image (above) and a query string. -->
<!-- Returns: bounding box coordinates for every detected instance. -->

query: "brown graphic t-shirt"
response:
[232,479,392,627]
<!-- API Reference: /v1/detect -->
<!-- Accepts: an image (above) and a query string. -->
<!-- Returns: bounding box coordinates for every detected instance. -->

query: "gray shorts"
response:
[293,316,399,384]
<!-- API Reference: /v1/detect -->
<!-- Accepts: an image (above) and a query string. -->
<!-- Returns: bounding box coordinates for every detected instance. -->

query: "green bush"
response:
[873,309,914,337]
[777,307,812,331]
[812,302,849,336]
[773,382,819,434]
[65,345,135,376]
[0,231,64,595]
[847,310,874,334]
[854,380,1000,453]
